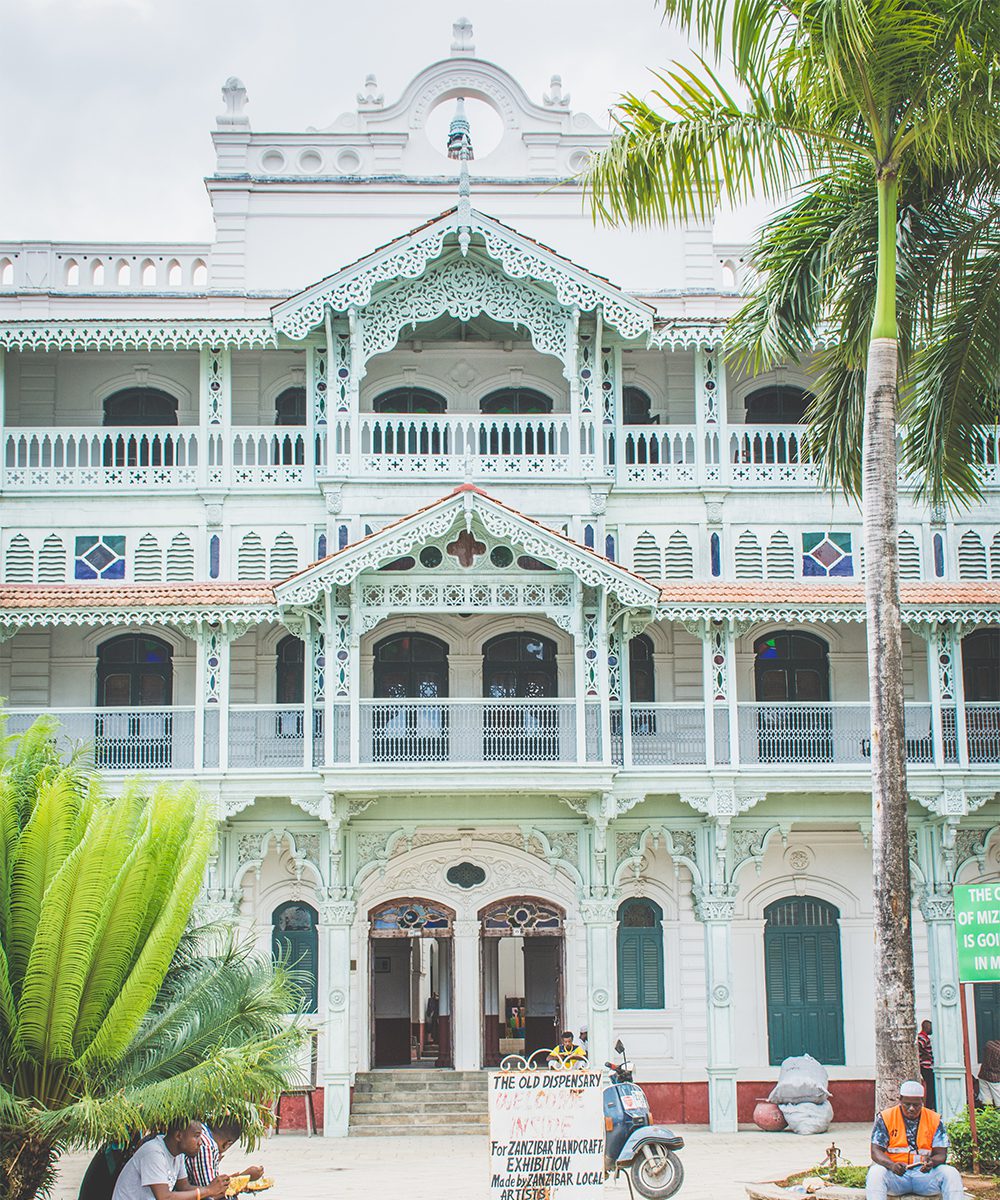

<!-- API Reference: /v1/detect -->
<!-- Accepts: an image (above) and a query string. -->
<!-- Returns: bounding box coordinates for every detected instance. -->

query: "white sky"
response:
[0,0,773,244]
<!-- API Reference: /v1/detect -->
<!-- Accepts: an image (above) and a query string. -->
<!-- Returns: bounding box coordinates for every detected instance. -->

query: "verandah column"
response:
[580,897,617,1073]
[199,346,231,488]
[318,898,356,1137]
[192,622,231,770]
[452,918,481,1070]
[920,889,965,1119]
[694,344,725,487]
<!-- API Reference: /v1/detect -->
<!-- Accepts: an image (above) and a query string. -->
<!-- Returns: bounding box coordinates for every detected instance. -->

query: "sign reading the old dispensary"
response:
[489,1070,605,1200]
[954,883,1000,983]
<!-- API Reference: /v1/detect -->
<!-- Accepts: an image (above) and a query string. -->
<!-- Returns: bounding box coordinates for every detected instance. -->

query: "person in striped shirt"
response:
[184,1120,263,1191]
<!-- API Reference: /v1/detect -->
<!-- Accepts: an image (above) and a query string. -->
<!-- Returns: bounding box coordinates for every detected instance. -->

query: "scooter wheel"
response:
[629,1147,684,1200]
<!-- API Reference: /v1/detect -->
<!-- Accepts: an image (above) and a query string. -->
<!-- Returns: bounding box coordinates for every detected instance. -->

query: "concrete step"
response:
[351,1097,489,1112]
[349,1110,489,1127]
[349,1069,490,1137]
[349,1123,488,1136]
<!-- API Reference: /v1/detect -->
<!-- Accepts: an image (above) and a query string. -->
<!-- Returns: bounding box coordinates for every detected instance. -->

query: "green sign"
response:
[954,883,1000,983]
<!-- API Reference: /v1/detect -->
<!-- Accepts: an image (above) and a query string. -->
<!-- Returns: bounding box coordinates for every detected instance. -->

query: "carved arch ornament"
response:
[357,253,574,377]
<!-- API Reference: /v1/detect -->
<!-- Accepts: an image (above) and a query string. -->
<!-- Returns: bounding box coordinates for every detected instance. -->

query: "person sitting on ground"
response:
[980,1039,1000,1107]
[185,1118,264,1191]
[865,1081,963,1200]
[547,1030,585,1067]
[112,1120,229,1200]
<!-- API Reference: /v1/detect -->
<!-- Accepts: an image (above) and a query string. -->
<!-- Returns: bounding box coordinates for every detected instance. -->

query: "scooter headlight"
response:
[620,1060,635,1074]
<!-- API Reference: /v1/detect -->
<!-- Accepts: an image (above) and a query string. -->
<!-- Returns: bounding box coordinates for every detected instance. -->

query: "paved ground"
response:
[50,1124,874,1200]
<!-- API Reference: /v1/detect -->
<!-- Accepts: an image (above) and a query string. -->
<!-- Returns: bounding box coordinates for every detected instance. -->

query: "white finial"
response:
[451,16,475,56]
[218,77,249,127]
[357,73,384,110]
[447,98,474,255]
[543,74,571,107]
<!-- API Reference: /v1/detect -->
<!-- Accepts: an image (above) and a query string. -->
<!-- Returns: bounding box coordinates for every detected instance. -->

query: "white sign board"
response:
[489,1070,605,1200]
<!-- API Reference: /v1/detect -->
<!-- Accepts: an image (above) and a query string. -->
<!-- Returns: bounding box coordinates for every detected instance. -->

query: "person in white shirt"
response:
[111,1121,228,1200]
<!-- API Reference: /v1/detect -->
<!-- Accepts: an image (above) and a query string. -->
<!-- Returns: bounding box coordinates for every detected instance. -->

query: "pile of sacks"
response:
[769,1054,834,1134]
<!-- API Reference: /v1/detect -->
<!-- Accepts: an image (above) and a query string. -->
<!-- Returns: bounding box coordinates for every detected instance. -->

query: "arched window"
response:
[754,631,830,701]
[764,896,845,1065]
[480,387,553,415]
[744,385,813,424]
[275,386,306,426]
[272,901,318,1013]
[103,387,178,426]
[374,633,449,698]
[373,387,447,414]
[622,386,653,425]
[276,635,305,703]
[617,898,664,1009]
[483,633,557,698]
[962,629,1000,764]
[629,635,655,703]
[95,634,174,769]
[97,634,173,706]
[102,387,178,468]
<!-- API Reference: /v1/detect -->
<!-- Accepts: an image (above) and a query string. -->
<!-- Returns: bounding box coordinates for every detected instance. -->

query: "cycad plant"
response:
[1,717,305,1200]
[586,0,1000,1104]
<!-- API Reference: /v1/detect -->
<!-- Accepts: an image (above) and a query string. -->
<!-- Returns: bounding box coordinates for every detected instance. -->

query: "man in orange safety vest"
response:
[865,1081,963,1200]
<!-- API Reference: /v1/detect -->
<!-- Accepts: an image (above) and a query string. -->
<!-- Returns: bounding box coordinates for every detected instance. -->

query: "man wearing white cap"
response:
[866,1081,963,1200]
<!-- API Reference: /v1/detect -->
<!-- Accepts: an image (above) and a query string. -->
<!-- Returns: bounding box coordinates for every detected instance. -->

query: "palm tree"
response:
[586,0,1000,1105]
[0,718,305,1200]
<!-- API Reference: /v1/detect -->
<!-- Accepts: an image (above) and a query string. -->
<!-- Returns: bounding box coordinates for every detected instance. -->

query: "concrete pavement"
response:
[51,1125,874,1200]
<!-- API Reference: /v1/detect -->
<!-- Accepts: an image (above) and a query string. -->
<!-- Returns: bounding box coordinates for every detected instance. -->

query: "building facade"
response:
[0,20,998,1136]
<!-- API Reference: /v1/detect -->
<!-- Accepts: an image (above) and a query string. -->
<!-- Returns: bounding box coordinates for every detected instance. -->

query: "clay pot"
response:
[753,1100,788,1132]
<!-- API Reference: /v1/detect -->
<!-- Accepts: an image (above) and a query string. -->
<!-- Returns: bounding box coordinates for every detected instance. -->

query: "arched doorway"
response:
[753,630,831,761]
[962,629,1000,763]
[479,897,564,1066]
[272,901,318,1013]
[102,386,178,467]
[372,632,449,761]
[95,633,174,768]
[764,896,845,1065]
[369,898,454,1068]
[479,387,554,457]
[482,632,559,760]
[372,387,448,456]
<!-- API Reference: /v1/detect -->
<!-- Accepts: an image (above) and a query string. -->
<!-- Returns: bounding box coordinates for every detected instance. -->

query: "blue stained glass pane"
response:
[933,533,945,578]
[802,556,824,576]
[830,555,853,577]
[75,560,98,580]
[106,535,125,556]
[710,532,721,577]
[209,534,220,579]
[584,524,595,549]
[605,534,616,561]
[339,524,349,550]
[317,534,328,559]
[105,558,125,580]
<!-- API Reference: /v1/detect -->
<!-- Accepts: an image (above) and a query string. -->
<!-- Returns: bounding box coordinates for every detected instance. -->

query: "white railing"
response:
[4,706,195,770]
[359,699,579,763]
[3,428,201,488]
[971,428,1000,488]
[736,702,937,765]
[348,414,576,477]
[229,427,318,486]
[619,425,698,484]
[729,425,818,485]
[966,703,1000,764]
[228,705,324,768]
[611,704,708,765]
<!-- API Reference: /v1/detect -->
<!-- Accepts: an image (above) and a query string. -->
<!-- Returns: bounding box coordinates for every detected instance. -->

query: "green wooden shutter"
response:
[272,903,319,1013]
[617,899,664,1010]
[765,897,844,1065]
[975,983,1000,1060]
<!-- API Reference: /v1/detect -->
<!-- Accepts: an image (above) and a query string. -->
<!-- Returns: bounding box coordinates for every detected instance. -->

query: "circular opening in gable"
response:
[259,149,286,174]
[424,95,505,163]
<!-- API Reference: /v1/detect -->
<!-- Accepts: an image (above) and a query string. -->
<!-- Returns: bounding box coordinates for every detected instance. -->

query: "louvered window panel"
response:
[633,531,661,578]
[991,533,1000,580]
[662,532,694,579]
[38,534,67,583]
[166,533,194,582]
[959,531,988,580]
[735,531,763,579]
[766,531,795,579]
[5,535,33,583]
[238,532,266,580]
[616,898,664,1009]
[134,534,163,582]
[764,896,845,1065]
[898,531,921,580]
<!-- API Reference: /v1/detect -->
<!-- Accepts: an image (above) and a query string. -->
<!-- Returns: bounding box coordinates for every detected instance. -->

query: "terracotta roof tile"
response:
[654,581,1000,604]
[0,583,277,608]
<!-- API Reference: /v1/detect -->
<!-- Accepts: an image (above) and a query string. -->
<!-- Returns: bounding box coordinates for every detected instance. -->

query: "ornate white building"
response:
[0,19,997,1137]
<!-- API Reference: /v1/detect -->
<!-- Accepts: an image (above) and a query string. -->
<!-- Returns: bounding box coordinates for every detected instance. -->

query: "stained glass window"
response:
[75,534,126,581]
[370,900,453,934]
[480,898,563,935]
[802,531,853,577]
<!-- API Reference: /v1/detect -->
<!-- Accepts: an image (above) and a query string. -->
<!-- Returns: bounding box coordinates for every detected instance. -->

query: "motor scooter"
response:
[603,1039,685,1200]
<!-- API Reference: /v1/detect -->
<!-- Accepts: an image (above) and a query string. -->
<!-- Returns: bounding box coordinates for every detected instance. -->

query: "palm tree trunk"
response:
[0,1131,58,1200]
[866,173,918,1111]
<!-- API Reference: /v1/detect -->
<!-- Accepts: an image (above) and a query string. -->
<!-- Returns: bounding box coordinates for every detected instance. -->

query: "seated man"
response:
[866,1081,963,1200]
[185,1118,263,1191]
[112,1120,228,1200]
[547,1030,585,1067]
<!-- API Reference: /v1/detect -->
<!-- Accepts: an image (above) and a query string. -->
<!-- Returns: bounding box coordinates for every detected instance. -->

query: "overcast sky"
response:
[0,0,772,244]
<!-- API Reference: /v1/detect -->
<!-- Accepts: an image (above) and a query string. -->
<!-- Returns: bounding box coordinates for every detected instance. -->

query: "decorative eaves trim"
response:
[0,604,280,632]
[271,209,655,342]
[655,603,1000,627]
[0,321,277,352]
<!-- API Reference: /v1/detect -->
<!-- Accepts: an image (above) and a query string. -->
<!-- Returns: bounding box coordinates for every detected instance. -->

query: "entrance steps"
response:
[349,1069,490,1136]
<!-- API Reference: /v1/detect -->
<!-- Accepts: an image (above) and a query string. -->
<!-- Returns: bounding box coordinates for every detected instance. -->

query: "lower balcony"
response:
[5,700,999,773]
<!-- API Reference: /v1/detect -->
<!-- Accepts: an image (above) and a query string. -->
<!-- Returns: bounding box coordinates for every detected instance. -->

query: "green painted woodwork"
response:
[272,901,319,1013]
[975,982,1000,1060]
[764,896,845,1065]
[617,898,664,1010]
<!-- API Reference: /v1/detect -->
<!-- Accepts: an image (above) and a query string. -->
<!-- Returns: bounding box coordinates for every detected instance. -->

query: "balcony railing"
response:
[6,701,999,771]
[4,707,196,770]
